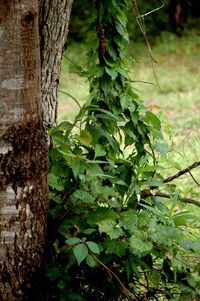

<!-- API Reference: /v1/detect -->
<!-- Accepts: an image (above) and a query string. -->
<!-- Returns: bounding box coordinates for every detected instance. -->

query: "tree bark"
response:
[39,0,73,130]
[0,1,49,300]
[169,0,187,34]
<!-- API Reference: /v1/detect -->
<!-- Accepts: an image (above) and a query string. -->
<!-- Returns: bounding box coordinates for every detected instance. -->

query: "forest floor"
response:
[58,29,200,212]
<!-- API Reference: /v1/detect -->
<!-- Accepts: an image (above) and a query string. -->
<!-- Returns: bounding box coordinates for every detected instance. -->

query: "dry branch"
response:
[164,161,200,183]
[142,191,200,207]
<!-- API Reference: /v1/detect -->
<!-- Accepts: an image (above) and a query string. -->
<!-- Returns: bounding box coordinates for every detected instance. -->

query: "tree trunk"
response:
[39,0,73,130]
[169,0,187,34]
[0,1,49,300]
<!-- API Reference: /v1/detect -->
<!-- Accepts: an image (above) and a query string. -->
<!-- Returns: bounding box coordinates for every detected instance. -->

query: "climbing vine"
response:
[46,1,200,300]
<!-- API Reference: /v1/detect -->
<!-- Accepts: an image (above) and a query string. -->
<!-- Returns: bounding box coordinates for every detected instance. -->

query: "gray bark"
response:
[0,1,49,300]
[39,0,73,130]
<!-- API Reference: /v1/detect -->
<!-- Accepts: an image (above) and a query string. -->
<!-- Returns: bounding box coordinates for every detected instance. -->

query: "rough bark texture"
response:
[0,1,49,300]
[39,0,73,130]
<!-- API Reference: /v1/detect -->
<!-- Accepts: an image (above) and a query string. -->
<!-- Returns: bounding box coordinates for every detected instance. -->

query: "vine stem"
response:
[90,252,138,301]
[59,90,82,109]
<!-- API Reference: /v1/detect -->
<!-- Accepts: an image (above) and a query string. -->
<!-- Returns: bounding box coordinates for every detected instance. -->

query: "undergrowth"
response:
[46,1,200,300]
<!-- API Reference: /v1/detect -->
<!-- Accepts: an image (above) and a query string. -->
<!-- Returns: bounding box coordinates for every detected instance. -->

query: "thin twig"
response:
[131,80,157,86]
[136,0,164,18]
[164,161,200,183]
[142,191,200,207]
[134,1,164,90]
[59,89,82,109]
[90,252,137,300]
[51,45,84,70]
[188,170,200,188]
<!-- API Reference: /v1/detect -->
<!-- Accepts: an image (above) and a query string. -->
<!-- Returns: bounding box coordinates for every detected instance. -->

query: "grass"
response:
[58,29,200,207]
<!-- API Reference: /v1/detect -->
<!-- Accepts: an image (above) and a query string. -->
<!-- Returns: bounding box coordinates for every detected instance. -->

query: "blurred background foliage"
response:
[68,0,200,42]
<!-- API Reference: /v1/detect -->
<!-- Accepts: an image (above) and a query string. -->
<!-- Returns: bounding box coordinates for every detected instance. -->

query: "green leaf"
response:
[139,204,166,222]
[92,108,124,122]
[115,21,129,41]
[116,13,127,27]
[191,239,200,250]
[50,192,62,204]
[114,179,127,186]
[65,237,82,245]
[77,130,92,146]
[82,228,96,235]
[104,238,128,257]
[119,210,138,233]
[73,189,95,204]
[142,179,164,187]
[115,67,129,79]
[86,241,100,254]
[87,65,104,78]
[86,254,96,268]
[98,220,123,240]
[56,120,74,132]
[186,275,196,288]
[138,211,151,229]
[146,111,161,129]
[115,21,125,36]
[149,223,183,246]
[87,163,104,178]
[101,74,111,95]
[48,174,64,192]
[130,231,152,257]
[46,266,62,281]
[120,95,130,110]
[139,165,164,173]
[95,144,106,158]
[72,161,85,179]
[70,64,87,77]
[173,211,198,226]
[50,161,70,178]
[129,256,141,279]
[73,244,88,266]
[57,279,66,290]
[106,43,117,60]
[148,270,161,287]
[155,143,171,156]
[87,208,118,227]
[105,67,118,80]
[114,34,124,49]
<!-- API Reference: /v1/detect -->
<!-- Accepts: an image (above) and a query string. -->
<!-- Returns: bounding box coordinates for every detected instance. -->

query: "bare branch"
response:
[188,170,200,188]
[131,80,157,86]
[134,1,164,90]
[136,1,164,18]
[142,191,200,207]
[164,161,200,183]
